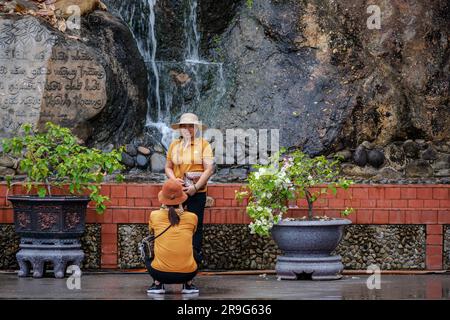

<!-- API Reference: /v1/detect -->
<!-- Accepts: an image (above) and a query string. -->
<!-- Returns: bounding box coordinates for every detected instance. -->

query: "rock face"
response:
[0,11,148,148]
[104,0,449,179]
[208,0,449,155]
[4,1,444,180]
[130,0,448,154]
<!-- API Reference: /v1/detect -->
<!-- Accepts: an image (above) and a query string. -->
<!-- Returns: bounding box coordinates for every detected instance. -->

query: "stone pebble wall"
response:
[337,225,425,269]
[0,224,101,270]
[117,224,281,270]
[1,223,435,271]
[117,224,426,270]
[444,225,450,270]
[118,224,148,269]
[0,224,20,270]
[80,224,102,270]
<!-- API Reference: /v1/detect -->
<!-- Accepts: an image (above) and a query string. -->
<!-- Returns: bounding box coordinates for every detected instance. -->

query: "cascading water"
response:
[105,0,172,149]
[182,0,226,110]
[105,0,161,120]
[185,0,200,62]
[147,0,161,123]
[106,0,226,152]
[184,0,201,103]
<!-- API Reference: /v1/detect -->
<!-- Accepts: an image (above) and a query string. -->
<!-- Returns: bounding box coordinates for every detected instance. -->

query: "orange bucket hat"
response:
[158,179,188,205]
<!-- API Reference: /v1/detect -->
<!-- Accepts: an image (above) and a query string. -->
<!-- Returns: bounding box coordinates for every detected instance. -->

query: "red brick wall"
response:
[0,183,449,270]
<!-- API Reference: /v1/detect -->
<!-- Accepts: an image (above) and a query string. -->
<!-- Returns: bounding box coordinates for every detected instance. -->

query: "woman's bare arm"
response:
[165,159,184,184]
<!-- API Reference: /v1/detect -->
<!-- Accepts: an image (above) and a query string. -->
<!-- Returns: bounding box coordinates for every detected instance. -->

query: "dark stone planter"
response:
[7,195,90,278]
[271,219,352,280]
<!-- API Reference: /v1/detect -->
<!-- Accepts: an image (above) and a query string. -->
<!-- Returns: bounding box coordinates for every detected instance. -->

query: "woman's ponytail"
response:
[168,206,180,226]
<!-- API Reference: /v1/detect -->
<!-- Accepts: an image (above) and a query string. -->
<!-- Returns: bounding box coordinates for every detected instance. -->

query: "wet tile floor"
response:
[0,272,449,300]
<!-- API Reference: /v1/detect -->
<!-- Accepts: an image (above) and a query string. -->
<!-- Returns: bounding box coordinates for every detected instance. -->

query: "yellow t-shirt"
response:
[149,209,198,273]
[167,137,214,192]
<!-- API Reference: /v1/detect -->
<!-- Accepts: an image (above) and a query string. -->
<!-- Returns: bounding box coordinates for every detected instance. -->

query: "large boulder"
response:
[0,11,148,147]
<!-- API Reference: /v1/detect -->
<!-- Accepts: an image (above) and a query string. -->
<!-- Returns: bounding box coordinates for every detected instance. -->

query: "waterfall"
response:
[106,0,161,122]
[105,0,172,149]
[184,0,201,104]
[182,0,226,109]
[143,1,173,151]
[147,0,161,123]
[106,0,227,151]
[184,0,200,62]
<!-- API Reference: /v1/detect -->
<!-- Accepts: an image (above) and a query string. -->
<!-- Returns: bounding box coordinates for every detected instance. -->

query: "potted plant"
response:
[1,122,124,278]
[236,149,354,280]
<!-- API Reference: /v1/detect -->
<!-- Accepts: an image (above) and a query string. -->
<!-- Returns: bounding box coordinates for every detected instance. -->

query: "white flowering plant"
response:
[236,149,354,236]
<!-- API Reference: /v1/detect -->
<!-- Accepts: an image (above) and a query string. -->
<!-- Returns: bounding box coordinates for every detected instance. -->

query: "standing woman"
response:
[165,113,215,263]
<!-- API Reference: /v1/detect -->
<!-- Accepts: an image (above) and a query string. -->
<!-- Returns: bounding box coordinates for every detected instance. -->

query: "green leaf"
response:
[1,122,124,215]
[5,176,12,188]
[330,185,337,195]
[341,207,354,217]
[37,187,46,198]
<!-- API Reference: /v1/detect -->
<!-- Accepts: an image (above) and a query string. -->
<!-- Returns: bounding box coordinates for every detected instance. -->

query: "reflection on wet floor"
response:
[0,272,449,300]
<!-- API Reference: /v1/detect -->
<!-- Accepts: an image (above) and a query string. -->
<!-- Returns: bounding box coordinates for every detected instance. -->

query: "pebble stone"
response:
[80,224,102,269]
[336,225,426,270]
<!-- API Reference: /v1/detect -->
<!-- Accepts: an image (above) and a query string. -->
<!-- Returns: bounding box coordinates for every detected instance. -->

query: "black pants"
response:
[149,266,197,284]
[183,191,206,262]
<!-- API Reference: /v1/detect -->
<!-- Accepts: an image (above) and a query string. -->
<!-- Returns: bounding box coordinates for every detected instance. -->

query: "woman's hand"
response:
[165,160,185,186]
[183,185,196,196]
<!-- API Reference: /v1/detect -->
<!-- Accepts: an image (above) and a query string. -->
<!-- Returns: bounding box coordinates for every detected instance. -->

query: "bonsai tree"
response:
[236,148,354,236]
[1,122,124,213]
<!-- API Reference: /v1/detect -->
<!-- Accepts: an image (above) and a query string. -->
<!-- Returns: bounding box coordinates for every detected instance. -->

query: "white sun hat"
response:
[171,113,207,131]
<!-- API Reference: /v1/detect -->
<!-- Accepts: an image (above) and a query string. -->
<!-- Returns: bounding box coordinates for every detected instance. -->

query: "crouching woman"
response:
[147,179,199,294]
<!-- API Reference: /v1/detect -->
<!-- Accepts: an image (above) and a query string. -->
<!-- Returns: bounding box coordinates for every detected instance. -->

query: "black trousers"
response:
[183,191,206,261]
[149,266,197,284]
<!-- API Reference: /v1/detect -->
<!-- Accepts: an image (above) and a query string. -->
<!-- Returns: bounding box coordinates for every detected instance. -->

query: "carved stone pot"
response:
[7,195,90,278]
[271,219,352,280]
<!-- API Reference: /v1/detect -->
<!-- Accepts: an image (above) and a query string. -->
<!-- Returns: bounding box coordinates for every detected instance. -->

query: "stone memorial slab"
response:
[0,16,106,138]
